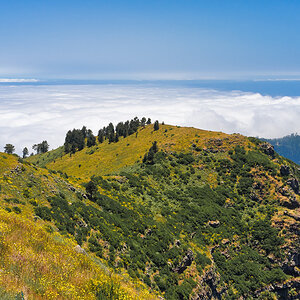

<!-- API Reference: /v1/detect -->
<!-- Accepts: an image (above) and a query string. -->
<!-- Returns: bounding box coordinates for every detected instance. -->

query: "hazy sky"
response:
[1,0,300,79]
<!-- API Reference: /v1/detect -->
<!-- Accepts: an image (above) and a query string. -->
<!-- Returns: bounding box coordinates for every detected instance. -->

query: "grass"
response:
[0,208,156,299]
[0,153,157,299]
[28,124,250,181]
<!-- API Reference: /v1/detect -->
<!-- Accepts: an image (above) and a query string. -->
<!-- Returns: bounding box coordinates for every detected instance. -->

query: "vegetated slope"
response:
[263,134,300,165]
[0,153,155,299]
[29,124,300,299]
[28,124,250,181]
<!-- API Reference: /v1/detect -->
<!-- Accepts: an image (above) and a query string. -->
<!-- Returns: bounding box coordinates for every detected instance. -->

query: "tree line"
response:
[64,117,156,154]
[3,117,160,156]
[3,141,49,157]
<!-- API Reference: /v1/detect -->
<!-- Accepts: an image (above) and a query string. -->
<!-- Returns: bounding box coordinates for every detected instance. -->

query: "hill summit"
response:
[1,120,299,299]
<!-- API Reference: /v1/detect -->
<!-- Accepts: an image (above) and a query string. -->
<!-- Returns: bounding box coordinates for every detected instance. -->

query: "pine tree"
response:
[22,147,29,158]
[4,144,15,154]
[154,120,159,131]
[98,129,104,143]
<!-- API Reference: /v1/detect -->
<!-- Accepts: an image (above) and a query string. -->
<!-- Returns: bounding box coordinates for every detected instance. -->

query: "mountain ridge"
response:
[1,122,299,299]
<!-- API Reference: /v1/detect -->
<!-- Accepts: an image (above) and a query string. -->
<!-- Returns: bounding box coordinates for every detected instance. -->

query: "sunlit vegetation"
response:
[2,123,299,299]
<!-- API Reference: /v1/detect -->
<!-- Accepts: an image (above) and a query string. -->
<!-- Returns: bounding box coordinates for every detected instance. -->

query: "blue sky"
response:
[0,0,300,79]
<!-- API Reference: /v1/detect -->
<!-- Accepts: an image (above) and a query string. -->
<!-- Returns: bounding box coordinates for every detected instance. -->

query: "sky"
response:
[0,1,300,153]
[1,84,299,154]
[0,0,300,79]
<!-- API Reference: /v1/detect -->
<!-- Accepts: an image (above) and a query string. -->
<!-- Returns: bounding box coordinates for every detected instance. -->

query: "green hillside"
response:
[0,153,155,299]
[2,122,300,299]
[28,124,250,181]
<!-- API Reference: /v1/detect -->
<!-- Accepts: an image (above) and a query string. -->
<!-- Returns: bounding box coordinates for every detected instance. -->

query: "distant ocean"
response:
[1,79,300,97]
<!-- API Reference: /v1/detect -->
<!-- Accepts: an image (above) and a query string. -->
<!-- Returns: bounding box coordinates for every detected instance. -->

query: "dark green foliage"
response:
[32,141,49,154]
[97,129,104,143]
[86,129,96,147]
[154,120,159,131]
[12,206,22,214]
[251,218,283,255]
[88,236,103,257]
[34,206,52,221]
[4,144,15,154]
[85,180,98,200]
[26,139,290,298]
[143,141,158,165]
[64,129,85,153]
[22,147,29,158]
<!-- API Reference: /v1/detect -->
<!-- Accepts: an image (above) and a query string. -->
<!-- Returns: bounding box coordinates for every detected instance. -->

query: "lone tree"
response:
[4,144,15,154]
[85,180,98,200]
[154,120,159,131]
[22,147,29,158]
[143,141,158,165]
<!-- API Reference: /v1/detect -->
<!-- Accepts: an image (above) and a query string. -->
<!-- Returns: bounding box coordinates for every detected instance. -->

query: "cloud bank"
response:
[0,84,299,154]
[0,78,39,83]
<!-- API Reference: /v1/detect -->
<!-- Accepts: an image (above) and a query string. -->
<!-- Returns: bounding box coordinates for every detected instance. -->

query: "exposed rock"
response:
[145,228,152,236]
[192,266,226,300]
[287,178,299,194]
[173,249,193,274]
[74,245,86,255]
[278,186,290,197]
[260,142,275,157]
[280,165,290,176]
[33,215,42,221]
[282,252,300,276]
[254,278,300,300]
[68,185,76,192]
[77,220,87,228]
[208,220,220,228]
[174,239,181,247]
[282,195,300,209]
[283,210,300,221]
[115,176,127,184]
[250,192,260,201]
[221,239,230,245]
[191,232,196,239]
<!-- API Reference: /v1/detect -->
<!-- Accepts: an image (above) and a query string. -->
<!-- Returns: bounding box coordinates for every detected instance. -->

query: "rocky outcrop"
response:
[260,142,275,157]
[282,251,300,276]
[254,278,300,300]
[282,195,300,209]
[287,178,299,194]
[192,267,226,300]
[173,249,193,274]
[280,165,290,176]
[208,220,220,228]
[74,245,86,255]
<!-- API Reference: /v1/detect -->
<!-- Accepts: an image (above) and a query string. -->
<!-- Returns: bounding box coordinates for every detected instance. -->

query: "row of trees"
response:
[97,117,151,144]
[64,117,154,154]
[3,141,49,157]
[3,117,160,156]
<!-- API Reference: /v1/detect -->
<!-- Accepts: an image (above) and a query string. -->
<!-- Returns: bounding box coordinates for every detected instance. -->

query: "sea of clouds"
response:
[0,84,299,154]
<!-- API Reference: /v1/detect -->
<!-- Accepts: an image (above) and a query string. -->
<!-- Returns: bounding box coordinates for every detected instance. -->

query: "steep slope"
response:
[263,134,300,165]
[0,153,156,299]
[27,124,300,299]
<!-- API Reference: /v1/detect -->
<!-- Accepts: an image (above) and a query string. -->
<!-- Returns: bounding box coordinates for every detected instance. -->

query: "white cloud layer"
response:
[0,84,299,154]
[0,78,39,83]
